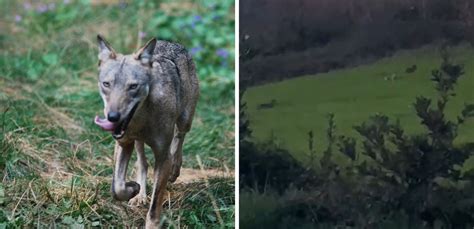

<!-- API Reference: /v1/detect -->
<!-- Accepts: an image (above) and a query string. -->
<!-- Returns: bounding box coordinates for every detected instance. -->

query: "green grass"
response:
[0,0,234,228]
[239,191,283,228]
[244,44,474,167]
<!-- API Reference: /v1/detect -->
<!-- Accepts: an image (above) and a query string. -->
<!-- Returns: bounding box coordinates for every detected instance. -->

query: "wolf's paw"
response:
[112,181,140,201]
[168,165,181,183]
[128,194,147,207]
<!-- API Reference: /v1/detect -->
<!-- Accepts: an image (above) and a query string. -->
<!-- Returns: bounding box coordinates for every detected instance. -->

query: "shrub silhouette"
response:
[345,46,474,226]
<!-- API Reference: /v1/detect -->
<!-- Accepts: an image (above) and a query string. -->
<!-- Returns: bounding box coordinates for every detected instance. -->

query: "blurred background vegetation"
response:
[0,0,234,228]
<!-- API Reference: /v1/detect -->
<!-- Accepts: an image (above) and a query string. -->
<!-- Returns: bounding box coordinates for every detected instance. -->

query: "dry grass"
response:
[2,125,233,227]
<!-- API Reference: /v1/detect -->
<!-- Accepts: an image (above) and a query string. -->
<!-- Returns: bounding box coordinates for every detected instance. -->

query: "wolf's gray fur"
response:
[95,35,199,228]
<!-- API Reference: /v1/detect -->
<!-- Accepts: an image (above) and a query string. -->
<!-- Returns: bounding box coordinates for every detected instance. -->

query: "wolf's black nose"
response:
[107,112,121,122]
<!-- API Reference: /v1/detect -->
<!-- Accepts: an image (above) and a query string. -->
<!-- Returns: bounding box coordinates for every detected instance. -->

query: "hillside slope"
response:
[244,44,474,166]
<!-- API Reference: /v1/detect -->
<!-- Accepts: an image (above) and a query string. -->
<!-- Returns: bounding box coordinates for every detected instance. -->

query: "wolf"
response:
[406,64,417,73]
[93,35,199,228]
[257,99,276,109]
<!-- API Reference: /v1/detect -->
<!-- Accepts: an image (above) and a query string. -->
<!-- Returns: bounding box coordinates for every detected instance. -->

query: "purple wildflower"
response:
[138,31,147,39]
[63,0,71,4]
[190,46,203,56]
[193,15,202,23]
[216,48,229,59]
[23,2,32,11]
[14,14,22,23]
[191,15,202,28]
[36,3,48,13]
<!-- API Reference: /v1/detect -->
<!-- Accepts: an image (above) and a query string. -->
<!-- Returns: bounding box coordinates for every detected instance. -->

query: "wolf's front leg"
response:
[129,140,148,206]
[112,141,140,201]
[146,140,172,229]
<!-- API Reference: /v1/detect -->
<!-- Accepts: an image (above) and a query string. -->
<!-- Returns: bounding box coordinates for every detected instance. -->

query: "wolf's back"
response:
[152,40,199,122]
[152,40,199,88]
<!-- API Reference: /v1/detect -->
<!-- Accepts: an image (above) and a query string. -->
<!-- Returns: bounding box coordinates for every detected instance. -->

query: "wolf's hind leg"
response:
[129,140,148,206]
[169,127,186,183]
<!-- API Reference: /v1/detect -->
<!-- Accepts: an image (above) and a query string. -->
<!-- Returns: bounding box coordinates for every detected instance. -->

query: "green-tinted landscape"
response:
[240,1,474,228]
[0,0,234,228]
[245,44,474,166]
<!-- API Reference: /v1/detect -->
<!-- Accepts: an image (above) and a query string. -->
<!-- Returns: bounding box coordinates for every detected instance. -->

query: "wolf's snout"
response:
[107,112,121,122]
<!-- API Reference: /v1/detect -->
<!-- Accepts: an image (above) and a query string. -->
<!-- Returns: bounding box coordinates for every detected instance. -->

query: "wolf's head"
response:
[94,35,156,139]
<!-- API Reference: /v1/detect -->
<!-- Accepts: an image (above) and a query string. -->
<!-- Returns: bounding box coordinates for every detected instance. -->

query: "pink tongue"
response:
[94,116,116,131]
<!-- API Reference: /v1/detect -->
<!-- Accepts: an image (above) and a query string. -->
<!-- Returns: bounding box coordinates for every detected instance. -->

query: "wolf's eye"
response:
[102,82,110,87]
[129,84,138,90]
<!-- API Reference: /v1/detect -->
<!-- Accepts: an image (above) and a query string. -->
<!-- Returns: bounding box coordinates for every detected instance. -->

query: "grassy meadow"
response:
[244,44,474,169]
[0,0,234,228]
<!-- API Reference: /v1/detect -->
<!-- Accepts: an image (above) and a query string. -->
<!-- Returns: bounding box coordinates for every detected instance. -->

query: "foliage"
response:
[239,91,251,143]
[347,46,474,226]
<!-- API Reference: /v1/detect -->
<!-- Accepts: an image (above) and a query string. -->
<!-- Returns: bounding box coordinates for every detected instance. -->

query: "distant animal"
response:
[258,99,277,109]
[384,73,398,81]
[406,64,417,73]
[93,35,199,228]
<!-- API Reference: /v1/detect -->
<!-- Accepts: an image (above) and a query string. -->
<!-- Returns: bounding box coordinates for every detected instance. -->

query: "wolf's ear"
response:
[134,38,157,66]
[97,34,116,65]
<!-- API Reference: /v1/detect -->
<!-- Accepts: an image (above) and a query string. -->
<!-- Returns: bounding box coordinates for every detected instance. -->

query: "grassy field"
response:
[244,44,474,168]
[0,0,234,228]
